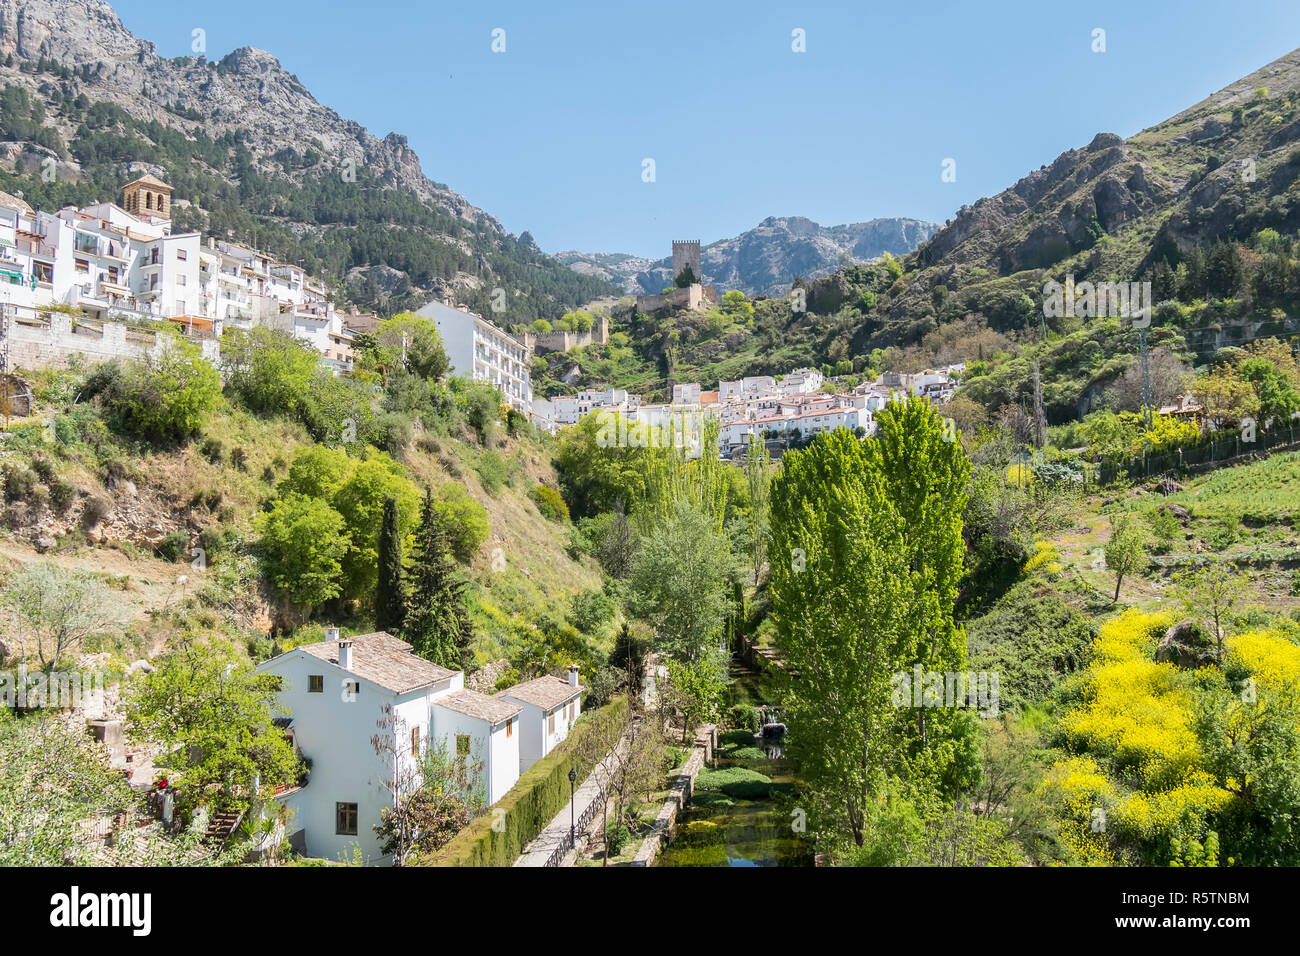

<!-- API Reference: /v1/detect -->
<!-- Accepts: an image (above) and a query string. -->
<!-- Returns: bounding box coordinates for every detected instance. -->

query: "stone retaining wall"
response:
[629,724,715,867]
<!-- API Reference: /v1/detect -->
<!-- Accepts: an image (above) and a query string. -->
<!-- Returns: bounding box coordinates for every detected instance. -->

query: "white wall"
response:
[258,650,454,865]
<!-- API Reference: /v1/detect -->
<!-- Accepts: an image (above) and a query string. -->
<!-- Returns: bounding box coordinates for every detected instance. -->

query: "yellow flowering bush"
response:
[1228,629,1300,695]
[1023,540,1063,577]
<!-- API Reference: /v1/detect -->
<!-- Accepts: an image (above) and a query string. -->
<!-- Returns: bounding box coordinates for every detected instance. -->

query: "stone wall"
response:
[3,312,219,372]
[629,723,715,867]
[634,283,718,314]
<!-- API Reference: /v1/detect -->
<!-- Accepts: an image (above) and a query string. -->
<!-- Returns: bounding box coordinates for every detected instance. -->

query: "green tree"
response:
[433,483,490,564]
[332,452,420,599]
[221,326,321,417]
[101,340,222,443]
[124,636,301,814]
[0,562,124,669]
[1238,356,1300,427]
[375,495,407,633]
[628,498,735,663]
[359,313,450,381]
[745,434,771,587]
[1171,560,1248,658]
[768,406,976,848]
[1104,514,1148,603]
[405,487,474,670]
[258,494,350,608]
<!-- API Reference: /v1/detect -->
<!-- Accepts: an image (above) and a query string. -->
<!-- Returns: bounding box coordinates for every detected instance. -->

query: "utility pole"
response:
[1138,326,1153,430]
[1031,360,1047,449]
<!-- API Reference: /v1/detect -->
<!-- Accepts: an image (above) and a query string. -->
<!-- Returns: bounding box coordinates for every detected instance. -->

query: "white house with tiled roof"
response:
[496,666,584,772]
[258,629,522,864]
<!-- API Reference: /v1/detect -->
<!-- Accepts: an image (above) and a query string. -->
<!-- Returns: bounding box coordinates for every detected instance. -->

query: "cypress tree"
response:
[374,495,406,633]
[405,487,473,670]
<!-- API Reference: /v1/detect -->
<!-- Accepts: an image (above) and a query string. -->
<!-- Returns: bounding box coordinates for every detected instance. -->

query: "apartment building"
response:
[417,298,533,416]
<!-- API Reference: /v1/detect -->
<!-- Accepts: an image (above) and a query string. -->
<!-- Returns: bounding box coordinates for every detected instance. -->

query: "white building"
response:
[778,367,824,396]
[418,298,533,417]
[257,630,522,865]
[495,667,583,773]
[718,375,777,403]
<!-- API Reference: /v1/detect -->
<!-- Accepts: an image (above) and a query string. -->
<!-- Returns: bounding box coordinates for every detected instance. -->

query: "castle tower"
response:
[671,240,702,285]
[122,174,173,221]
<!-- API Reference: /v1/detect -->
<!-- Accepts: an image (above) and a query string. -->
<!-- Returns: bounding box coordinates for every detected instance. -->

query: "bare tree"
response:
[371,705,485,865]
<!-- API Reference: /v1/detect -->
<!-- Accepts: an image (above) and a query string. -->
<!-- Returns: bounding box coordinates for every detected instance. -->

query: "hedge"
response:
[419,695,629,866]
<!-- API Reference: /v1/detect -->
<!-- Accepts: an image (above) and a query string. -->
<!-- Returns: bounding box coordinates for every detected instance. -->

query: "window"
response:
[74,258,88,274]
[505,718,512,738]
[456,734,471,757]
[547,712,555,735]
[176,275,186,286]
[176,249,187,261]
[343,680,360,698]
[34,262,52,284]
[335,802,358,835]
[411,726,420,756]
[308,675,324,693]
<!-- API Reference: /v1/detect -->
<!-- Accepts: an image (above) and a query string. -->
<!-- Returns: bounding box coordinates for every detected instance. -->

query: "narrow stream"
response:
[655,656,813,867]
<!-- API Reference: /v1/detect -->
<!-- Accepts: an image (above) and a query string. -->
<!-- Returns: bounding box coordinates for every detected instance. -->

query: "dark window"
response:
[335,802,358,835]
[308,675,324,693]
[456,734,471,757]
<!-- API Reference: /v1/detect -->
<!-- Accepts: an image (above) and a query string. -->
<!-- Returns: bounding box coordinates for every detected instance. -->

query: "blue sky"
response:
[110,0,1300,257]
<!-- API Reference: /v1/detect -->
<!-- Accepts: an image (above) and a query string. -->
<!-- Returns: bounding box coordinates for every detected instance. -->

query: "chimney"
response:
[337,640,353,670]
[567,664,579,688]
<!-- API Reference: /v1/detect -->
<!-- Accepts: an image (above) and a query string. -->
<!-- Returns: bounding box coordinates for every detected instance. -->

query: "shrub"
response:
[200,436,225,464]
[28,455,56,482]
[230,447,248,471]
[694,766,772,799]
[157,530,189,564]
[434,484,490,564]
[100,342,222,444]
[421,697,629,866]
[81,496,111,527]
[3,465,37,502]
[474,452,509,496]
[529,484,569,523]
[604,820,632,856]
[48,478,76,514]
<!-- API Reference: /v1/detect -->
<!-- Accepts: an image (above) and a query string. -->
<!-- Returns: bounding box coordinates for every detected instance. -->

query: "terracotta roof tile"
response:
[496,674,582,711]
[297,631,455,694]
[434,689,522,724]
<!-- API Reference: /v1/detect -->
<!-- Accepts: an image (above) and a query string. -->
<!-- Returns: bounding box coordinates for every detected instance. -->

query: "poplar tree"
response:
[374,495,406,633]
[769,401,976,847]
[405,487,473,670]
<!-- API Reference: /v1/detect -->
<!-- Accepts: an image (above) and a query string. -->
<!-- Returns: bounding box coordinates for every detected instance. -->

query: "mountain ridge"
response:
[558,214,939,298]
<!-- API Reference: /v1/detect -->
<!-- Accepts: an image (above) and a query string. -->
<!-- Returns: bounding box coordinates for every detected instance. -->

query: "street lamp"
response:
[567,767,578,846]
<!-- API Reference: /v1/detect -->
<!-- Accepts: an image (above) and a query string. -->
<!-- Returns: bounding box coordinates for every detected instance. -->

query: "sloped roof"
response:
[296,631,455,694]
[496,673,582,711]
[0,189,33,216]
[124,173,173,191]
[434,688,522,725]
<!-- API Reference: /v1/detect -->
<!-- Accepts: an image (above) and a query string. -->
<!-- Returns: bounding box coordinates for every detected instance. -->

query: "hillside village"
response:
[3,0,1300,894]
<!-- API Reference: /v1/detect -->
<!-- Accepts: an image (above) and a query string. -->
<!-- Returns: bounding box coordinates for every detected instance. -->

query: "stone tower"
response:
[121,174,172,221]
[671,240,702,284]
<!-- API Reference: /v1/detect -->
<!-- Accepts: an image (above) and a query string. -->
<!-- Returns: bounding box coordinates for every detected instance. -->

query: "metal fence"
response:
[1095,425,1300,486]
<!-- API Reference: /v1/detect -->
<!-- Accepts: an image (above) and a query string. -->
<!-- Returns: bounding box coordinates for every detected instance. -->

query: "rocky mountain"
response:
[803,46,1300,351]
[0,0,613,318]
[558,215,939,298]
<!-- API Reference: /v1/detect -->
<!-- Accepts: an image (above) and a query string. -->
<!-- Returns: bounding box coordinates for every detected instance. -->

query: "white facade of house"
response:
[718,375,777,403]
[495,667,583,773]
[257,630,522,865]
